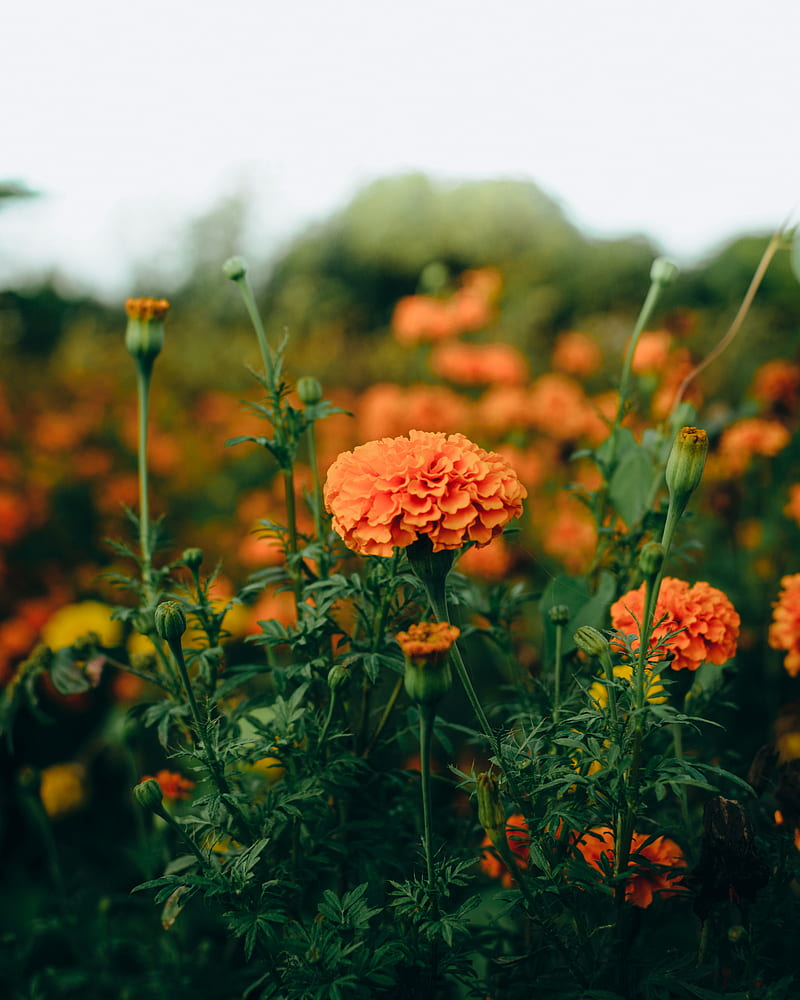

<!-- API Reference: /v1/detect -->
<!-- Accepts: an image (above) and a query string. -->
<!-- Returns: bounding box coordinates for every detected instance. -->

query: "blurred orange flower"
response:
[357,383,470,439]
[611,577,740,672]
[631,330,673,373]
[430,341,528,386]
[768,574,800,677]
[751,359,800,414]
[716,418,791,477]
[551,330,603,378]
[324,430,526,557]
[479,813,531,887]
[573,826,687,908]
[784,484,800,527]
[144,769,196,801]
[391,295,460,344]
[458,536,514,581]
[526,374,596,442]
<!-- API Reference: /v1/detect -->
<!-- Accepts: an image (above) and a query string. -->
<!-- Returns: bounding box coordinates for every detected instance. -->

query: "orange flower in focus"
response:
[395,621,460,662]
[551,330,603,377]
[768,574,800,677]
[324,430,526,557]
[144,769,196,801]
[610,577,740,672]
[716,418,791,477]
[430,341,528,386]
[573,826,687,908]
[479,813,530,887]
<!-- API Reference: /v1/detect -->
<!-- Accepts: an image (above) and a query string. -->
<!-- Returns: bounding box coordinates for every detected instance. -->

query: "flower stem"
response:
[135,364,155,602]
[418,703,437,895]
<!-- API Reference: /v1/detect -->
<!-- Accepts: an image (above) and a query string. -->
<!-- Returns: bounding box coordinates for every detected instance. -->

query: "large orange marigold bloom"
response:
[610,577,740,672]
[324,430,526,557]
[479,813,531,887]
[768,574,800,677]
[573,826,687,908]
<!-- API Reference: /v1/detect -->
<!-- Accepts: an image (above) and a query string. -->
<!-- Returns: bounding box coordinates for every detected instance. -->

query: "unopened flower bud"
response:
[476,771,506,845]
[182,547,204,571]
[154,601,187,643]
[639,541,665,579]
[665,426,708,516]
[125,297,169,367]
[297,375,323,406]
[223,256,247,281]
[133,777,164,812]
[650,257,679,286]
[327,662,349,693]
[573,626,610,659]
[396,621,458,705]
[548,605,570,627]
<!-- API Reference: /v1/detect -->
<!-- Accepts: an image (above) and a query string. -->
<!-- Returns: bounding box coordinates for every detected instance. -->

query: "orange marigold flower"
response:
[124,297,170,321]
[573,826,687,908]
[785,484,800,527]
[479,813,530,887]
[631,329,673,374]
[751,359,800,414]
[768,574,800,677]
[610,577,740,672]
[716,418,791,477]
[323,430,526,557]
[551,330,603,378]
[391,295,460,345]
[430,341,529,386]
[395,621,460,662]
[526,373,596,442]
[144,769,196,801]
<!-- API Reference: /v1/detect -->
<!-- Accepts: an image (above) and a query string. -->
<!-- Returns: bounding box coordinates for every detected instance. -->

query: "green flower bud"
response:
[396,621,458,706]
[223,256,247,281]
[133,777,163,812]
[665,425,708,516]
[476,771,506,846]
[297,375,323,406]
[154,601,187,643]
[124,298,169,367]
[638,541,665,579]
[327,662,350,693]
[548,605,570,627]
[727,924,747,943]
[403,658,453,706]
[573,626,610,659]
[650,257,679,286]
[181,547,204,571]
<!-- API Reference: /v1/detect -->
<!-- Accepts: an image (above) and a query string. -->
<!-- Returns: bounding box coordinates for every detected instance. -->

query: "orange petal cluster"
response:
[144,769,196,801]
[716,418,791,477]
[395,621,460,663]
[768,574,800,677]
[573,826,687,908]
[430,341,529,386]
[479,813,531,887]
[323,430,526,557]
[610,577,740,672]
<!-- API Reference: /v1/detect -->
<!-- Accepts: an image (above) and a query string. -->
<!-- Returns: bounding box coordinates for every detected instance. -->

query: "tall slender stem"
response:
[135,365,154,600]
[419,704,437,894]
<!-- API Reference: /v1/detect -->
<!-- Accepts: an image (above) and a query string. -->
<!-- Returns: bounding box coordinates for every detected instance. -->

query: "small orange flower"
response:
[395,621,460,662]
[124,297,170,321]
[551,330,603,378]
[430,341,528,386]
[768,574,800,677]
[324,430,526,557]
[716,418,791,477]
[479,813,531,887]
[610,577,740,672]
[751,359,800,414]
[144,769,196,801]
[631,330,673,373]
[573,826,687,908]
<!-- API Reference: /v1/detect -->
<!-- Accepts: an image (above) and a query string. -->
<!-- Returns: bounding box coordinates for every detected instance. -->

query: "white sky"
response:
[2,0,799,299]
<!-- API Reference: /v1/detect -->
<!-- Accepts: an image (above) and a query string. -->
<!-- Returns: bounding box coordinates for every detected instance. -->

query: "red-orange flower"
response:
[144,769,196,801]
[573,826,687,908]
[768,574,800,677]
[479,813,531,887]
[324,430,526,557]
[610,577,740,672]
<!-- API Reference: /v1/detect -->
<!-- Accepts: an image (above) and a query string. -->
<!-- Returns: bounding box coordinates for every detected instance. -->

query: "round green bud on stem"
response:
[133,777,163,812]
[327,662,350,693]
[154,601,187,643]
[222,256,248,281]
[548,604,570,627]
[639,541,665,579]
[124,297,169,367]
[650,257,679,286]
[573,626,610,659]
[181,547,204,571]
[297,375,323,406]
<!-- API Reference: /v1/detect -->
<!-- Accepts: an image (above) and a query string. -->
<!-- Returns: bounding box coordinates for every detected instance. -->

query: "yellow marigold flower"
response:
[588,663,666,709]
[41,601,122,650]
[324,430,526,557]
[39,762,88,819]
[768,574,800,677]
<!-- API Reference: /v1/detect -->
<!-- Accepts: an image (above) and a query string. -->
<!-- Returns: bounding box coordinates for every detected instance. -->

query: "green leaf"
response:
[608,441,654,527]
[50,648,91,695]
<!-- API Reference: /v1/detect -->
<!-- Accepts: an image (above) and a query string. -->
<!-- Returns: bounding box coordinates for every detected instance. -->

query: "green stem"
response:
[552,622,564,725]
[135,364,154,601]
[419,703,437,895]
[362,676,404,759]
[617,271,673,424]
[233,273,274,384]
[318,690,338,750]
[306,421,327,550]
[282,468,303,604]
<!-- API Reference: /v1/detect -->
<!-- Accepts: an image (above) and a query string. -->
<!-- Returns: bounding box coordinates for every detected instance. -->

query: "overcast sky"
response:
[2,0,798,300]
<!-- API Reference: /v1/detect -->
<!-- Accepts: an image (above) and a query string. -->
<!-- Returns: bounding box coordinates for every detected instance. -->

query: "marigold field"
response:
[2,178,800,999]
